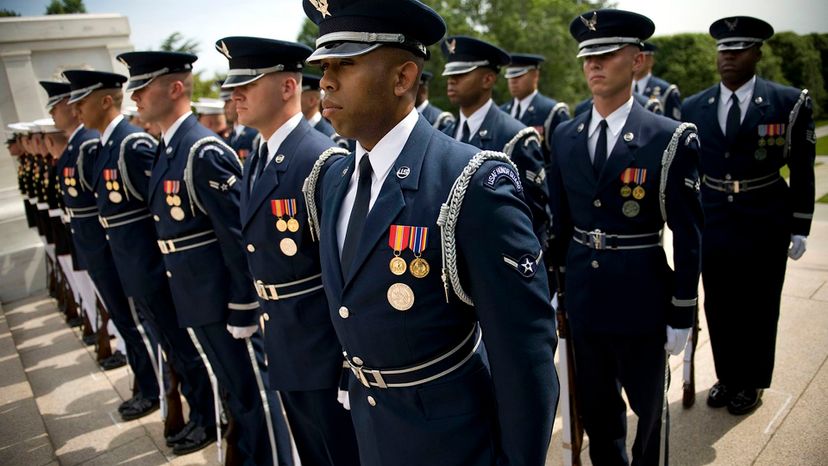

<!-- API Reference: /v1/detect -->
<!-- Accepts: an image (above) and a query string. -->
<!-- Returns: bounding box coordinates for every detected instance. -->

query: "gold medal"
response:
[170,206,185,221]
[387,283,414,311]
[112,180,120,191]
[622,200,640,218]
[67,187,78,197]
[409,257,430,279]
[279,238,298,256]
[172,195,182,207]
[70,178,77,186]
[776,137,785,146]
[64,177,70,185]
[166,195,175,206]
[389,256,407,275]
[287,218,300,232]
[105,180,113,190]
[276,218,288,232]
[108,191,123,203]
[620,185,632,198]
[632,186,646,200]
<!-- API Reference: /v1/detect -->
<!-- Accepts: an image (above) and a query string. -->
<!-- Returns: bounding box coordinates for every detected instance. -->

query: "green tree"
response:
[0,9,21,16]
[45,0,87,14]
[650,34,718,97]
[160,32,200,55]
[768,32,825,118]
[297,18,317,49]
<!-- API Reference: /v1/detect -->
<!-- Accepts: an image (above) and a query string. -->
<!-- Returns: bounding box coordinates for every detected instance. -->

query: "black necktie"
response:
[593,119,608,176]
[341,155,373,277]
[726,93,741,146]
[253,144,268,190]
[156,139,166,158]
[634,83,640,94]
[460,121,471,144]
[515,102,522,119]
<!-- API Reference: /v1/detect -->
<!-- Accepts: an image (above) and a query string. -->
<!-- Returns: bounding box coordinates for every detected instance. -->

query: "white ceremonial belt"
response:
[573,227,662,251]
[254,274,323,301]
[157,230,217,254]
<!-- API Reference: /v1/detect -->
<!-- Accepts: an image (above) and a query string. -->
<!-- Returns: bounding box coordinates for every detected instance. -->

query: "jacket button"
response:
[367,396,377,407]
[593,199,601,207]
[166,270,172,278]
[352,356,364,366]
[93,193,98,198]
[153,215,160,222]
[591,260,599,269]
[725,174,732,180]
[246,244,255,253]
[339,306,349,318]
[262,313,269,321]
[724,152,730,158]
[727,195,734,203]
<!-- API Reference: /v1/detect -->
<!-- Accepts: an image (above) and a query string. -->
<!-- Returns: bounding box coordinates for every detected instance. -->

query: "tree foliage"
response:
[160,32,200,55]
[45,0,86,14]
[0,9,21,17]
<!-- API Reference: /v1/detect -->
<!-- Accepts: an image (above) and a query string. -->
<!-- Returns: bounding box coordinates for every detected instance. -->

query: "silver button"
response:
[246,244,255,253]
[94,193,98,198]
[153,215,160,222]
[71,229,75,233]
[593,199,602,208]
[166,270,172,278]
[105,234,109,240]
[591,260,599,269]
[262,313,269,321]
[367,396,376,407]
[724,152,730,158]
[725,174,731,181]
[165,147,172,154]
[727,195,734,203]
[339,306,350,319]
[352,356,364,366]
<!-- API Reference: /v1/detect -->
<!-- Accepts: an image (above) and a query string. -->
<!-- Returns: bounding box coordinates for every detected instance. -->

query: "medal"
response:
[620,185,632,197]
[755,148,767,160]
[171,195,182,207]
[67,187,78,197]
[106,181,113,190]
[408,226,429,278]
[280,237,298,256]
[108,191,123,203]
[388,225,411,276]
[166,195,175,206]
[287,218,300,232]
[170,206,185,221]
[622,200,640,218]
[271,200,288,232]
[285,199,300,232]
[776,137,785,146]
[387,283,414,311]
[632,186,646,200]
[112,180,120,191]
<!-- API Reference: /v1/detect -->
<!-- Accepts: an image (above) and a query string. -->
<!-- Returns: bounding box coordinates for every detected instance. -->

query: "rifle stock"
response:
[553,267,584,466]
[682,304,700,408]
[95,297,112,361]
[163,360,186,437]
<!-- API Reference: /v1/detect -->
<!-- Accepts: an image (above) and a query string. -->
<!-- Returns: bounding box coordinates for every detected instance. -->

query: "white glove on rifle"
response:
[665,325,691,356]
[337,390,351,410]
[226,324,259,339]
[788,234,807,260]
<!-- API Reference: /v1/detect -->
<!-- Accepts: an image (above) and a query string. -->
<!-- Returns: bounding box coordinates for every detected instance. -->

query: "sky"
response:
[2,0,827,76]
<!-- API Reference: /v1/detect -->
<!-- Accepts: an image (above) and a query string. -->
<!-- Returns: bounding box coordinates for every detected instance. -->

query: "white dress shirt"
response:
[416,100,430,113]
[307,111,323,127]
[634,74,651,95]
[250,112,304,186]
[718,75,756,134]
[456,99,493,141]
[587,96,634,162]
[336,108,419,254]
[100,114,124,146]
[162,111,193,146]
[67,124,84,145]
[511,90,538,119]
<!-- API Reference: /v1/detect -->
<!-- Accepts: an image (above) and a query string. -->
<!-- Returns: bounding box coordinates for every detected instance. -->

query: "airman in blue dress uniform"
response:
[415,70,455,131]
[219,80,259,162]
[63,69,217,454]
[303,1,558,464]
[549,9,702,465]
[216,35,360,466]
[682,16,816,416]
[440,35,552,247]
[634,42,683,121]
[47,76,160,418]
[120,50,293,465]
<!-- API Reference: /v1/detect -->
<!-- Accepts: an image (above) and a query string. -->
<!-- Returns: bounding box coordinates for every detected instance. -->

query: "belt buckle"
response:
[98,216,108,228]
[350,363,371,388]
[255,280,266,299]
[732,180,740,193]
[590,229,605,250]
[157,239,176,254]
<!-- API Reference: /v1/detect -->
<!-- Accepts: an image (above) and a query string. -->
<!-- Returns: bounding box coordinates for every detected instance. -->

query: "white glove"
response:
[226,324,259,339]
[665,325,691,356]
[337,389,351,410]
[551,292,559,311]
[788,235,807,260]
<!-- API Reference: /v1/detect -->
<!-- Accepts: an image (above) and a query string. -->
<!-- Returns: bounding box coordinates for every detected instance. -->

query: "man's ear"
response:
[481,69,497,90]
[631,50,644,75]
[394,61,420,97]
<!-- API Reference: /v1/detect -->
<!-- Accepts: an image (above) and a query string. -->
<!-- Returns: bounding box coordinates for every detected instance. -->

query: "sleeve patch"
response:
[485,165,523,192]
[131,138,154,150]
[806,130,816,144]
[502,249,543,278]
[198,144,225,158]
[208,175,237,191]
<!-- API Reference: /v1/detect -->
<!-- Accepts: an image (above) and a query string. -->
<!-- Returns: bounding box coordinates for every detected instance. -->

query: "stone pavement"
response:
[1,156,828,466]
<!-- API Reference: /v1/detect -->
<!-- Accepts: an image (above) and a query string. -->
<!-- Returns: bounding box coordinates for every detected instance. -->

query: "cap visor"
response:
[442,63,481,77]
[717,42,759,52]
[577,43,627,58]
[67,90,92,105]
[222,73,265,88]
[126,78,153,92]
[505,67,531,79]
[306,42,383,63]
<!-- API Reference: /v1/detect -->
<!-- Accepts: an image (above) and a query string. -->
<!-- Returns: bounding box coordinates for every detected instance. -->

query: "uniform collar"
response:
[589,96,634,139]
[67,124,84,145]
[416,99,429,112]
[459,98,493,139]
[719,75,756,106]
[162,110,193,146]
[100,114,124,146]
[265,112,304,159]
[234,122,246,133]
[513,90,538,114]
[307,111,323,127]
[355,108,419,184]
[634,73,651,94]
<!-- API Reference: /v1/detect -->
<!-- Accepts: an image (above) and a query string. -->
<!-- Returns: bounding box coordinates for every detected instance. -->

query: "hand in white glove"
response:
[788,234,807,260]
[665,325,691,356]
[226,324,259,339]
[337,389,351,410]
[551,292,559,311]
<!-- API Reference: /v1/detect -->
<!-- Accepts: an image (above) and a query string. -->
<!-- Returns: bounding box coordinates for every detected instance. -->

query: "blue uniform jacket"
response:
[318,114,558,465]
[91,118,167,297]
[501,92,571,153]
[575,93,662,116]
[148,114,258,328]
[240,119,343,391]
[643,74,682,121]
[549,102,703,334]
[443,104,552,246]
[419,102,455,133]
[59,127,111,272]
[682,77,815,241]
[229,125,259,161]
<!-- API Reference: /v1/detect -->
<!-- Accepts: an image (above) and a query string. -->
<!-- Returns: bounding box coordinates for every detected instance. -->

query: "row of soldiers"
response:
[5,1,816,465]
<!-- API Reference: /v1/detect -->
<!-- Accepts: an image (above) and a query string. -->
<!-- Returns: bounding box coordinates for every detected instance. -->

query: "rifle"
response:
[95,297,113,361]
[553,266,584,466]
[160,348,186,438]
[682,304,700,408]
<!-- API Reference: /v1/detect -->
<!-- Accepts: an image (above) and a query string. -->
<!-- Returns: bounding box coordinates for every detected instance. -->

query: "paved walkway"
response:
[2,150,828,466]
